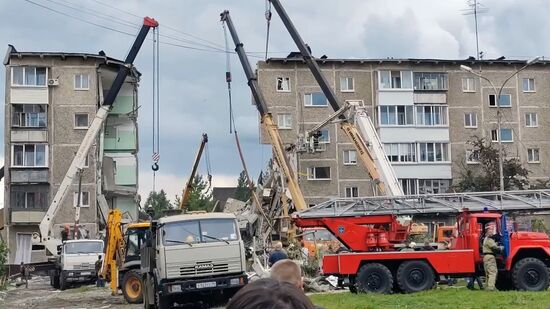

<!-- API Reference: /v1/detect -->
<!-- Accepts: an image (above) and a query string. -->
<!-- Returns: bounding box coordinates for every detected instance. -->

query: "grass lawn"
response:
[309,287,550,309]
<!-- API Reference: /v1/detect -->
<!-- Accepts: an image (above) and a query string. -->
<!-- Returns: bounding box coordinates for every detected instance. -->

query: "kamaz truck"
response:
[50,239,104,290]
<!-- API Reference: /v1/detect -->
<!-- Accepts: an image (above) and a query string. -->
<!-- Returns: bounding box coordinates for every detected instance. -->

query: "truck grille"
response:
[180,261,229,276]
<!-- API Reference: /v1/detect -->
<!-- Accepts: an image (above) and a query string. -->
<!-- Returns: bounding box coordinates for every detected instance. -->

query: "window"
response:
[162,219,238,246]
[379,105,413,125]
[413,72,448,90]
[74,113,89,129]
[12,104,47,128]
[11,67,47,86]
[491,128,513,142]
[343,150,357,165]
[462,77,476,92]
[523,78,535,92]
[489,94,511,107]
[277,114,292,129]
[419,179,451,194]
[74,74,89,90]
[400,179,417,195]
[318,128,330,143]
[379,70,412,89]
[465,150,480,164]
[345,187,359,198]
[340,77,354,92]
[525,113,538,127]
[528,148,540,163]
[464,112,477,128]
[307,167,331,180]
[12,144,47,167]
[304,92,327,106]
[84,154,90,168]
[73,191,90,207]
[11,185,48,209]
[384,143,416,162]
[419,143,449,162]
[415,106,448,126]
[276,77,290,92]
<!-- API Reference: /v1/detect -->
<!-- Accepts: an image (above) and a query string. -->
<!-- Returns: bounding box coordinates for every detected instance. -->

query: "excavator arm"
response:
[37,17,159,256]
[101,209,126,295]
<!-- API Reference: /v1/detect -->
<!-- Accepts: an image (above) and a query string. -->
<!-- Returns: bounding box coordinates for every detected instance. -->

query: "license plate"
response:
[80,271,91,276]
[196,281,216,289]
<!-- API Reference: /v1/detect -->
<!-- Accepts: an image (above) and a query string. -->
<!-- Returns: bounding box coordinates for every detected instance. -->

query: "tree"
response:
[234,170,252,202]
[143,189,172,219]
[186,174,214,211]
[456,136,529,192]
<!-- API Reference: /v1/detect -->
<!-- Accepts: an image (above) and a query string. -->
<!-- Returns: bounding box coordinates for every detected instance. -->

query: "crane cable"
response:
[204,142,212,190]
[151,27,160,191]
[264,0,272,61]
[222,22,236,134]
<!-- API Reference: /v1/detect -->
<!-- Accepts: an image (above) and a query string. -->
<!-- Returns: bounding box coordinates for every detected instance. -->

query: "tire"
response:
[122,270,144,304]
[355,263,393,294]
[59,271,68,291]
[512,257,550,291]
[349,276,357,294]
[396,260,435,293]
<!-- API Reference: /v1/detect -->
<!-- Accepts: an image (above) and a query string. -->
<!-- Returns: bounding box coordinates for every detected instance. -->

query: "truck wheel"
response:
[396,260,435,293]
[122,270,144,304]
[355,263,393,294]
[59,271,68,291]
[512,257,550,291]
[349,276,357,294]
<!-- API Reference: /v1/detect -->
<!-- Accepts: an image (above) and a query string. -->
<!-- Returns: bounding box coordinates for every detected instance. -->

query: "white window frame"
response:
[465,150,480,164]
[74,113,89,129]
[11,104,47,128]
[491,128,513,143]
[343,150,357,165]
[462,77,476,92]
[345,187,359,198]
[378,70,413,90]
[340,76,355,92]
[11,66,47,87]
[73,191,90,207]
[74,74,90,90]
[418,142,450,162]
[522,78,535,92]
[304,92,328,107]
[489,94,512,108]
[276,77,291,92]
[277,114,292,129]
[415,105,448,126]
[528,148,540,163]
[464,112,477,128]
[307,167,331,180]
[525,113,538,128]
[11,144,48,168]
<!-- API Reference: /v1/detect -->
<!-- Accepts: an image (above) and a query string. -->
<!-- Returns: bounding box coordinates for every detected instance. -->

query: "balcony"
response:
[10,88,48,104]
[11,169,49,183]
[11,210,45,224]
[413,93,447,104]
[11,130,48,142]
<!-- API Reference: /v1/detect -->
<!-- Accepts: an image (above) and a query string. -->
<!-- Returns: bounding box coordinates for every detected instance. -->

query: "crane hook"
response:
[152,162,159,171]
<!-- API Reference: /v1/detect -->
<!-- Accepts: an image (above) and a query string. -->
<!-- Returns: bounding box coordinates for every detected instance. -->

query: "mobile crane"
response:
[179,133,210,211]
[35,17,159,257]
[220,10,307,212]
[294,190,550,293]
[268,0,403,196]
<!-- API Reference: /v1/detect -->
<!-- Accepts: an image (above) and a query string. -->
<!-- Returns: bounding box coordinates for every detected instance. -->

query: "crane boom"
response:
[180,133,209,211]
[38,17,159,256]
[220,10,307,211]
[268,0,403,196]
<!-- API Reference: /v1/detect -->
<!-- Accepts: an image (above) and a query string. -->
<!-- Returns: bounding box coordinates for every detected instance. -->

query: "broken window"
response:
[307,167,331,180]
[276,77,290,92]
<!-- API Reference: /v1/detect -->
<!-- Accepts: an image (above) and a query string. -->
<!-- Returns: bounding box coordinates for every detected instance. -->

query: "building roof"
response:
[3,44,141,76]
[264,56,549,67]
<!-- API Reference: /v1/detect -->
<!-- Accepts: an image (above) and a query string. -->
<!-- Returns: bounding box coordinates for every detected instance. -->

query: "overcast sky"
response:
[0,0,549,206]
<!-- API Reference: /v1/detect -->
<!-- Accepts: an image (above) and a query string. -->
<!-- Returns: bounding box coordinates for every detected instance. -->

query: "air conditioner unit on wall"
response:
[48,78,59,86]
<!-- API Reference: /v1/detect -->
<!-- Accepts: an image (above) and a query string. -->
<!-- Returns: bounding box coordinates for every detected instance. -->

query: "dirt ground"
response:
[1,276,140,309]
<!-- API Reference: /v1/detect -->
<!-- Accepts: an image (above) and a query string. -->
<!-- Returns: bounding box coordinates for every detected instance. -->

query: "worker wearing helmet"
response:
[482,225,503,291]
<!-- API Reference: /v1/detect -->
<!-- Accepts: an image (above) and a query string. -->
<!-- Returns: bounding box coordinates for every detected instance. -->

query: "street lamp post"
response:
[460,57,540,192]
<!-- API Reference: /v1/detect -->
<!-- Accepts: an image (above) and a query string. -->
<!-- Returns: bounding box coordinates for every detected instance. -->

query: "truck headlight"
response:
[170,285,182,293]
[230,278,242,286]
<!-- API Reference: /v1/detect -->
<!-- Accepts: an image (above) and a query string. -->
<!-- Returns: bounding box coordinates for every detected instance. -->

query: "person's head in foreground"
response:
[225,278,314,309]
[270,259,303,290]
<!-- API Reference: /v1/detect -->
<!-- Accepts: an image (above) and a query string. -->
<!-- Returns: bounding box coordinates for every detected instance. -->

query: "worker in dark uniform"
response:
[268,241,288,267]
[95,256,104,287]
[20,262,28,288]
[483,225,503,291]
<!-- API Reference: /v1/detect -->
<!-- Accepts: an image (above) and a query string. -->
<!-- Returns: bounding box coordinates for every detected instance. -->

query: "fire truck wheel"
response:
[396,260,435,293]
[512,257,550,291]
[122,270,144,304]
[355,263,393,294]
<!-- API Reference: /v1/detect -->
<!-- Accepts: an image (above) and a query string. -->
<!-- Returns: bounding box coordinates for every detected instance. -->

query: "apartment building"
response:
[3,45,140,264]
[257,57,550,206]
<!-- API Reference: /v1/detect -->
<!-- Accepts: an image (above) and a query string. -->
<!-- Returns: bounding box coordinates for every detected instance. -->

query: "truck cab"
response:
[142,212,247,308]
[50,239,104,290]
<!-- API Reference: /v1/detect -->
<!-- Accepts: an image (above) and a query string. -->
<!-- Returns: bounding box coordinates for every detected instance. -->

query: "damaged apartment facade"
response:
[257,57,550,206]
[3,46,140,264]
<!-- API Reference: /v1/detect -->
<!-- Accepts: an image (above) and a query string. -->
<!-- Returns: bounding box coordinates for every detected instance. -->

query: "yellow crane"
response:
[179,133,211,211]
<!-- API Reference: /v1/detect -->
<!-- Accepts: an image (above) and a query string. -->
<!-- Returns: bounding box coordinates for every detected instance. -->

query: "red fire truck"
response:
[293,190,550,293]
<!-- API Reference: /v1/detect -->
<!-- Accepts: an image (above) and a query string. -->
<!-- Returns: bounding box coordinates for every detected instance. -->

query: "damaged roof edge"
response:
[3,44,142,76]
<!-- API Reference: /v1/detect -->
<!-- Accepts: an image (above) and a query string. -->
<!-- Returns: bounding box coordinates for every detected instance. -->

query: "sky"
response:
[1,0,550,207]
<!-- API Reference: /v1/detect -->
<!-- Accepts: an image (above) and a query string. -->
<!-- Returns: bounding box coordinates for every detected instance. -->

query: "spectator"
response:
[226,278,314,309]
[270,259,303,290]
[268,241,288,267]
[20,262,28,288]
[95,256,105,287]
[300,242,309,264]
